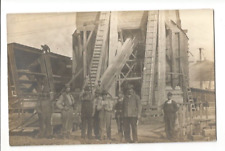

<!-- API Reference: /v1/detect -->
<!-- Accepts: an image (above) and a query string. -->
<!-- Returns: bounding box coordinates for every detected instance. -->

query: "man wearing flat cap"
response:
[122,84,142,143]
[56,84,75,139]
[80,86,94,139]
[163,92,179,140]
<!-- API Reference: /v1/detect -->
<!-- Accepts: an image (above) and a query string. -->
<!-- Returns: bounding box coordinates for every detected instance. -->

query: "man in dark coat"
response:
[122,84,142,143]
[36,91,53,138]
[56,84,75,139]
[80,87,94,139]
[163,92,179,140]
[35,80,53,139]
[114,91,124,141]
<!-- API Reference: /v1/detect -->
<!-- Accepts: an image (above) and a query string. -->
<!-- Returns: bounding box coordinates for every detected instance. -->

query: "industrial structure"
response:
[72,10,189,109]
[8,10,216,141]
[8,43,74,132]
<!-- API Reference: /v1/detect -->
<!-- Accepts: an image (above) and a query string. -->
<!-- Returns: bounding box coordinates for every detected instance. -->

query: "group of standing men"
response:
[36,81,179,142]
[36,84,75,139]
[80,84,142,143]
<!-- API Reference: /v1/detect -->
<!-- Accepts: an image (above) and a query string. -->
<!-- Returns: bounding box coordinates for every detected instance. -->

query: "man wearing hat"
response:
[114,91,124,141]
[96,90,114,140]
[56,84,75,139]
[36,80,53,139]
[163,92,179,140]
[92,89,102,139]
[122,84,142,143]
[80,86,94,139]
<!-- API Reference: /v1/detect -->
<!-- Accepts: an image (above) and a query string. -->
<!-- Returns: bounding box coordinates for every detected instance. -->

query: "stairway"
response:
[141,11,159,106]
[88,12,110,90]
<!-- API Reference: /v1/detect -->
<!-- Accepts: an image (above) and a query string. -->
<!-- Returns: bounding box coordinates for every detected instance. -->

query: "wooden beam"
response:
[77,31,83,61]
[67,68,83,85]
[8,45,21,96]
[167,72,187,76]
[17,70,46,76]
[72,30,78,75]
[119,77,142,81]
[12,43,42,55]
[83,29,87,78]
[8,45,25,126]
[119,30,124,44]
[85,29,95,49]
[171,32,179,88]
[109,11,118,64]
[76,25,96,31]
[43,52,55,92]
[157,10,166,106]
[175,10,181,27]
[124,63,137,78]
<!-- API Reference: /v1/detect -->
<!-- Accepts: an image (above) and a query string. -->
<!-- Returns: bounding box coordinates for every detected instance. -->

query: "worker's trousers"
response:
[123,117,138,142]
[93,110,100,138]
[81,116,92,139]
[98,110,112,140]
[164,114,176,139]
[115,113,124,137]
[61,108,73,136]
[37,100,53,138]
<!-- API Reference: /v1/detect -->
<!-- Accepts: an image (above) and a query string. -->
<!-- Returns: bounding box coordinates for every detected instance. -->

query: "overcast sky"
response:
[7,13,77,57]
[7,9,214,61]
[180,9,214,61]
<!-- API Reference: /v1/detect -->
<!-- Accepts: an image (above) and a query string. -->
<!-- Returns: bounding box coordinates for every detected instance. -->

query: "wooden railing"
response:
[177,100,215,139]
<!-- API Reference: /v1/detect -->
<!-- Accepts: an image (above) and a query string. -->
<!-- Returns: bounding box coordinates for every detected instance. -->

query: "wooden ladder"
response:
[180,64,196,111]
[88,12,110,90]
[141,11,159,106]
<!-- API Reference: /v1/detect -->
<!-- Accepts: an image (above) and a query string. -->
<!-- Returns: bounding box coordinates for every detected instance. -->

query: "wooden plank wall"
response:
[76,12,100,30]
[117,11,144,30]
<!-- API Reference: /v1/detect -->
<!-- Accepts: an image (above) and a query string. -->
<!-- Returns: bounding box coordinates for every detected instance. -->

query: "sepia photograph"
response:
[7,9,215,146]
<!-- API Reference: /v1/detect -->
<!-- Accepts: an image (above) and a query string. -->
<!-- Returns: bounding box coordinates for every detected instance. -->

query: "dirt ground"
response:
[9,117,176,146]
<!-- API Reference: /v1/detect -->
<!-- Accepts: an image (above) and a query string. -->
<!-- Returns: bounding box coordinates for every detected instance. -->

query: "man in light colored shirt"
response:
[56,84,74,139]
[96,90,114,140]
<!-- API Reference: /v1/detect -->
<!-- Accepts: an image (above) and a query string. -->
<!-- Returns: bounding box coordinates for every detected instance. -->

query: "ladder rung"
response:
[93,55,100,58]
[93,53,101,55]
[92,59,100,62]
[94,46,102,48]
[96,41,103,44]
[145,57,153,59]
[92,62,98,64]
[91,68,97,71]
[94,49,101,51]
[91,65,98,68]
[95,44,103,46]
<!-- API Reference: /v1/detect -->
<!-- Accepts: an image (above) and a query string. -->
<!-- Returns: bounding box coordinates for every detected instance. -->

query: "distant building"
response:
[189,60,214,90]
